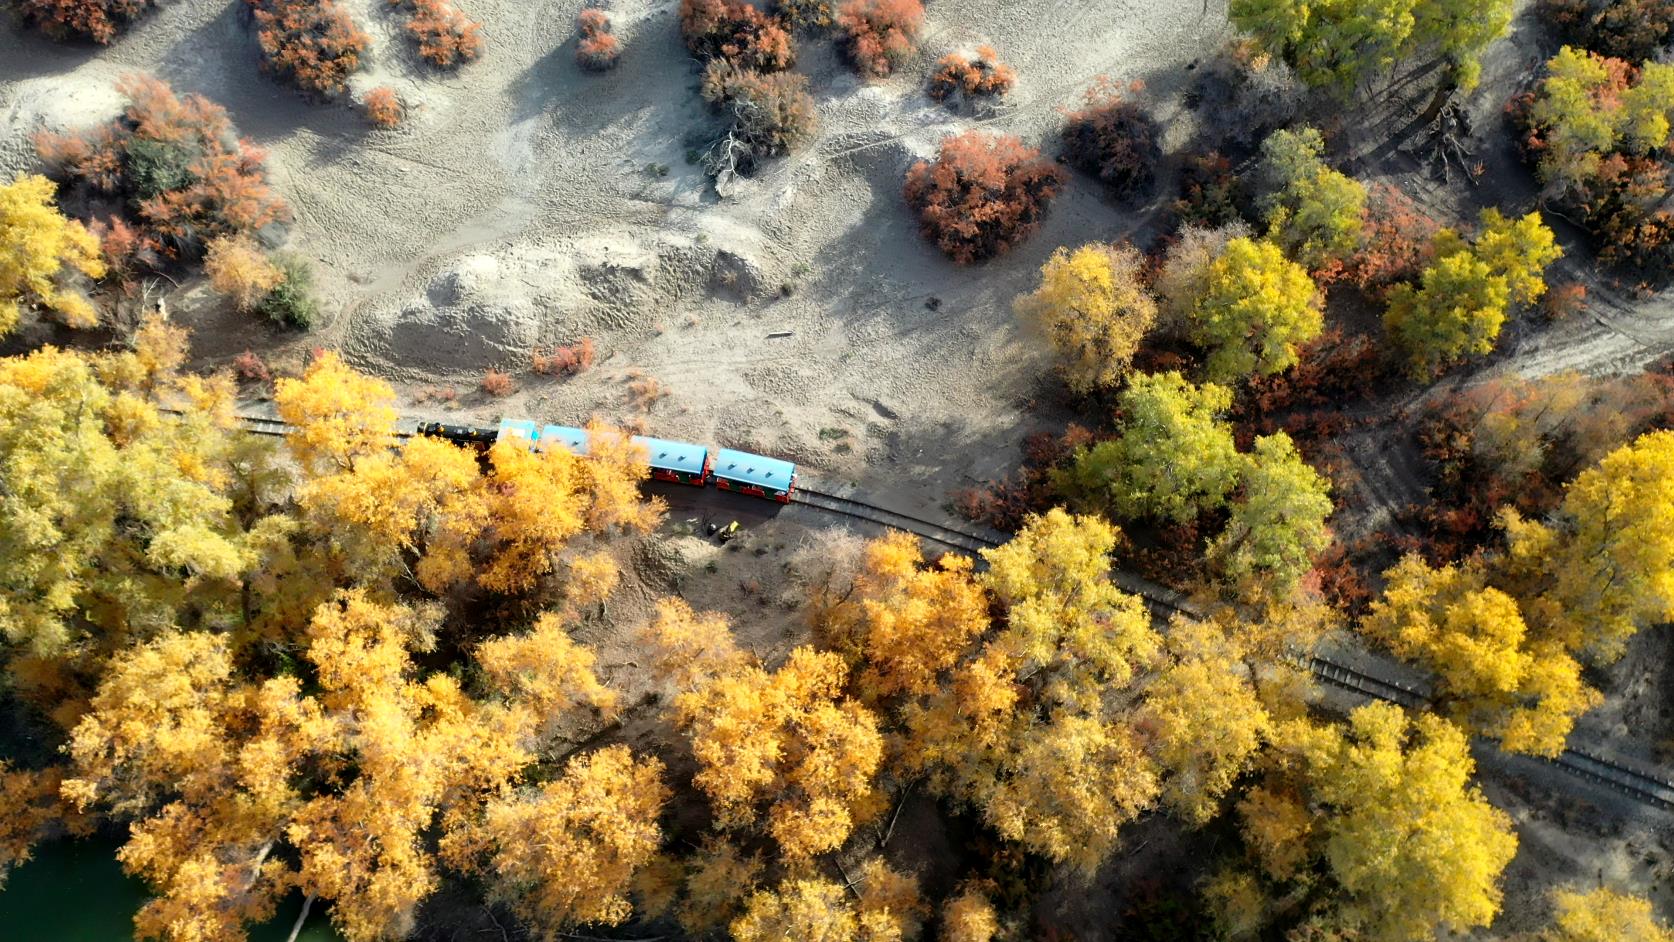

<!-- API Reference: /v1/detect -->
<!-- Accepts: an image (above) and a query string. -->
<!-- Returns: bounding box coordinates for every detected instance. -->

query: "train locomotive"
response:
[417,418,798,503]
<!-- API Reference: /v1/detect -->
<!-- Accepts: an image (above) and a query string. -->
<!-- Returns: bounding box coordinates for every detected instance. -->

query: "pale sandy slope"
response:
[0,0,1225,520]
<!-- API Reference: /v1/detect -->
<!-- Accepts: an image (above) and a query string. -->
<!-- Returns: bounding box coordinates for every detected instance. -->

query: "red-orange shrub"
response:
[395,0,483,68]
[1061,80,1160,200]
[680,0,794,71]
[531,337,597,375]
[34,75,289,263]
[1345,183,1441,292]
[363,86,404,128]
[928,45,1014,103]
[1541,0,1674,62]
[1171,151,1240,229]
[248,0,370,97]
[903,130,1066,263]
[1544,281,1588,320]
[18,0,156,42]
[480,369,516,396]
[576,9,620,71]
[232,350,273,384]
[836,0,922,77]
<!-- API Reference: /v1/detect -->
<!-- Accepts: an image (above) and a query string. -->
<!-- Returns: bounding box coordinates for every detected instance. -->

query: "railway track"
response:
[196,409,1674,813]
[790,485,1003,555]
[1308,653,1674,811]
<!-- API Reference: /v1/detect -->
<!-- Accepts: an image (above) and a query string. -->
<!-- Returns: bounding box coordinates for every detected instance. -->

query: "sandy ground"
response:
[7,0,1674,935]
[0,0,1226,523]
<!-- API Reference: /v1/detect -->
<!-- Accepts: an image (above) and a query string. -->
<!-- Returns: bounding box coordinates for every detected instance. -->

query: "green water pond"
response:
[0,839,344,942]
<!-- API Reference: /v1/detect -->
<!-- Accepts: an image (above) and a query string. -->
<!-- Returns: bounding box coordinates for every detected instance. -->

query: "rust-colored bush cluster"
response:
[394,0,483,68]
[681,0,814,180]
[955,425,1101,532]
[480,369,516,396]
[1342,183,1440,293]
[531,337,596,376]
[232,350,273,384]
[680,0,794,72]
[363,87,405,128]
[1171,151,1240,229]
[575,9,620,71]
[34,75,290,268]
[928,45,1015,104]
[17,0,157,43]
[1408,365,1674,561]
[1230,329,1388,447]
[835,0,922,77]
[1542,0,1674,62]
[903,130,1067,264]
[1061,80,1160,200]
[248,0,370,97]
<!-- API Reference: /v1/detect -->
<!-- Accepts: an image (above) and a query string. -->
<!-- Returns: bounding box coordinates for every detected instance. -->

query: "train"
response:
[417,418,798,503]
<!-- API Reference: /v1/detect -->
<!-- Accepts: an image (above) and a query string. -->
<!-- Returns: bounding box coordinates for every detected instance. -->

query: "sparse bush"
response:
[481,369,516,396]
[1542,0,1674,63]
[17,0,158,43]
[627,371,670,410]
[1544,280,1588,320]
[773,0,832,30]
[395,0,483,68]
[205,234,283,312]
[532,337,597,376]
[232,349,273,384]
[363,86,405,128]
[835,0,923,77]
[1061,80,1161,201]
[680,0,794,72]
[700,61,818,178]
[903,130,1067,264]
[928,46,1015,106]
[1186,41,1303,152]
[34,75,289,263]
[576,9,621,71]
[248,0,371,97]
[257,255,319,329]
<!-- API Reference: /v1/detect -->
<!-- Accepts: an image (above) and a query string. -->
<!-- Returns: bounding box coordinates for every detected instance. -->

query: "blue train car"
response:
[632,435,712,486]
[713,448,796,503]
[537,424,590,455]
[497,418,538,444]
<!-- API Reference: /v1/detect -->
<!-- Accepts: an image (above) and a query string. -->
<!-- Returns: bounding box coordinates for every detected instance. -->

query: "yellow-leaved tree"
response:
[817,530,991,701]
[730,860,925,942]
[1013,242,1156,393]
[1542,886,1674,942]
[1224,704,1517,942]
[1498,429,1674,662]
[899,509,1163,873]
[441,745,668,937]
[1360,554,1599,756]
[0,173,104,336]
[646,599,885,861]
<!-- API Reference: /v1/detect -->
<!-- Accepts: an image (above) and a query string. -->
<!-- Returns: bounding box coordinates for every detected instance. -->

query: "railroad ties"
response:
[1309,653,1674,811]
[790,485,1003,555]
